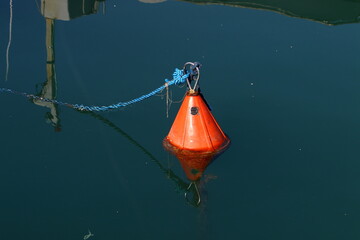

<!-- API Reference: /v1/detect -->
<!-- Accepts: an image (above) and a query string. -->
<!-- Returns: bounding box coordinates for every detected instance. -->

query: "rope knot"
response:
[172,68,189,85]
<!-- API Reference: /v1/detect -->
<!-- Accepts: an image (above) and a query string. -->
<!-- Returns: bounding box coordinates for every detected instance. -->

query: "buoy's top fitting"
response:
[187,90,199,96]
[184,62,201,93]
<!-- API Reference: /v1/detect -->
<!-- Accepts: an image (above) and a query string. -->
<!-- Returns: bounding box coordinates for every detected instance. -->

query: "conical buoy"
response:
[163,90,230,181]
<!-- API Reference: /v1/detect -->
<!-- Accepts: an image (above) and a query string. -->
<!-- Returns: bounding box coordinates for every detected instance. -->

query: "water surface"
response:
[1,0,360,239]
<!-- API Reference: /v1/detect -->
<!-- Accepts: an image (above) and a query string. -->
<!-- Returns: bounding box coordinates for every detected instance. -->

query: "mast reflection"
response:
[33,18,61,131]
[33,0,105,131]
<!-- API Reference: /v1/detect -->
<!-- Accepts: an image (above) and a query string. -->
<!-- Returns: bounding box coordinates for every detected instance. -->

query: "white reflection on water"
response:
[5,0,13,82]
[83,229,94,240]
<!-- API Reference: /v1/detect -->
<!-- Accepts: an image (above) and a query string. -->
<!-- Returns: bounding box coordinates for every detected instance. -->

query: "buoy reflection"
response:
[163,139,229,182]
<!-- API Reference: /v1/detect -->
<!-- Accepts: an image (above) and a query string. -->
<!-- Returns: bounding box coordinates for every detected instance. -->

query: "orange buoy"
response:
[163,90,230,181]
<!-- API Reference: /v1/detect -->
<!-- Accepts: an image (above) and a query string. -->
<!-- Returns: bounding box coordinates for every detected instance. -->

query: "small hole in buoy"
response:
[191,107,199,115]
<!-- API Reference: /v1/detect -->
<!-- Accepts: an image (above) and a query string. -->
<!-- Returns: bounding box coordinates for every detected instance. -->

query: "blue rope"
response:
[0,68,189,112]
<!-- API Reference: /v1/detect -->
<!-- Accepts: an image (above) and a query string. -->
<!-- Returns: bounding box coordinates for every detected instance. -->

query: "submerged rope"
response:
[0,68,189,112]
[84,111,190,193]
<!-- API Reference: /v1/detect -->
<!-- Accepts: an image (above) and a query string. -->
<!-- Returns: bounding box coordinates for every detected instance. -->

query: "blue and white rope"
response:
[0,68,189,112]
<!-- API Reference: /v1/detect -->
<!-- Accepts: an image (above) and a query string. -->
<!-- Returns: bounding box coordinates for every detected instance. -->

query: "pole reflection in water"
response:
[32,0,105,130]
[33,18,61,131]
[5,0,13,81]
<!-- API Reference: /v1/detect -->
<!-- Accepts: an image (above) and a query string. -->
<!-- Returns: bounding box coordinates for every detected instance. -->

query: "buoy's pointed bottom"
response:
[163,138,230,181]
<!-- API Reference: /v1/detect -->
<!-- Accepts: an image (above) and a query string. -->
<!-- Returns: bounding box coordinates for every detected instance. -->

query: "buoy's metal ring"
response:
[183,62,200,92]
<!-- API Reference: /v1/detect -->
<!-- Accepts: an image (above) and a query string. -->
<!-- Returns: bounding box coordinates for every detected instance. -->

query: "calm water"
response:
[1,0,360,239]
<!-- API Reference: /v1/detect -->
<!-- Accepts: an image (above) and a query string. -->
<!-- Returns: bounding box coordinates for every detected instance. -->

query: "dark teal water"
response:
[1,0,360,239]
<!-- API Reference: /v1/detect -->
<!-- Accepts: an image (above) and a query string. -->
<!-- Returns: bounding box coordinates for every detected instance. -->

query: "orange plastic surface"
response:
[164,92,230,152]
[163,91,230,181]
